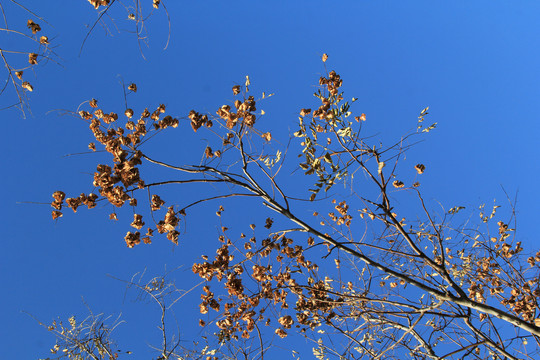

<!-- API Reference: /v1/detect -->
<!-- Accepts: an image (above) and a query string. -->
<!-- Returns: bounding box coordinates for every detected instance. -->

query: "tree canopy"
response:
[2,1,540,359]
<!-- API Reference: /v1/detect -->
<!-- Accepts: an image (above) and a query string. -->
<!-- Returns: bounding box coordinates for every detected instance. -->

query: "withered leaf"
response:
[22,82,33,92]
[264,218,273,229]
[28,53,38,65]
[131,214,145,229]
[21,81,34,91]
[27,20,41,34]
[261,132,271,142]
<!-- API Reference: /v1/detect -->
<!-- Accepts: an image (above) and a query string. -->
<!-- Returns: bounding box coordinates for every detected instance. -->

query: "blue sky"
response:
[1,1,539,358]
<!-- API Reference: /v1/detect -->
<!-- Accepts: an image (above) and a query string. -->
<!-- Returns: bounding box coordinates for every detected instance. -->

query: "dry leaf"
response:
[27,20,41,34]
[22,82,33,91]
[262,132,272,142]
[28,53,38,65]
[264,218,273,229]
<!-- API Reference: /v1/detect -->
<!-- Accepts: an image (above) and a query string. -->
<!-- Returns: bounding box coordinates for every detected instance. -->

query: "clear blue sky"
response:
[1,1,539,358]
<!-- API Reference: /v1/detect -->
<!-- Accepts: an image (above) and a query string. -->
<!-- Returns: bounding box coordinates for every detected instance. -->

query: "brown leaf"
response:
[322,53,328,62]
[51,200,62,210]
[151,195,165,211]
[22,82,33,91]
[27,20,41,34]
[355,113,367,122]
[167,230,179,244]
[131,214,145,229]
[264,218,273,229]
[124,231,141,248]
[88,0,110,9]
[128,83,137,92]
[52,191,66,202]
[28,53,38,65]
[261,132,271,142]
[415,164,426,174]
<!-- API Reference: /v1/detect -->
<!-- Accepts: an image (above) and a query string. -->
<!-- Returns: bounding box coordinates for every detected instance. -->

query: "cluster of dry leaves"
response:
[50,58,540,358]
[192,220,342,341]
[1,15,51,106]
[52,85,184,248]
